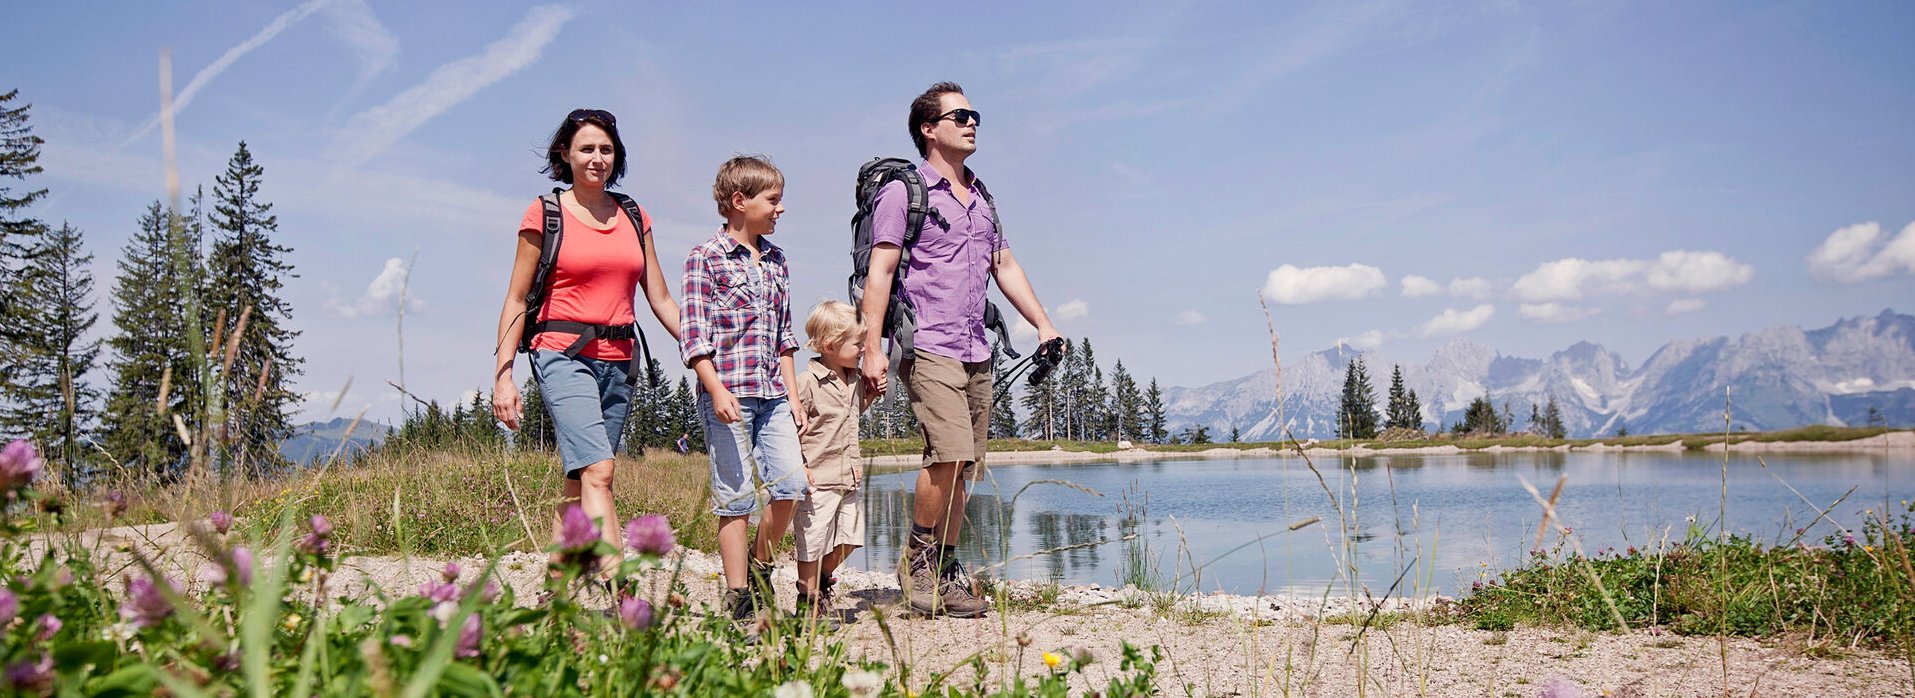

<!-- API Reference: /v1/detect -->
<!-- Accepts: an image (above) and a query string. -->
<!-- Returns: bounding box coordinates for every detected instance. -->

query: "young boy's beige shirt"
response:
[795,358,872,489]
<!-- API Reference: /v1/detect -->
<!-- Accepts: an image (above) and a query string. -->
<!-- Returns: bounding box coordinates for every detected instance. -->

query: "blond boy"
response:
[792,300,876,620]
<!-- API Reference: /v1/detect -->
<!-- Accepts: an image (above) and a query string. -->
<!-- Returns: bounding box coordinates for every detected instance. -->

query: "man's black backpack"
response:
[518,187,658,389]
[847,158,1018,370]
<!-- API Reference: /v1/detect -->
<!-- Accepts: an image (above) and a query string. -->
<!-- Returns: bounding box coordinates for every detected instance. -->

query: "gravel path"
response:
[60,523,1915,697]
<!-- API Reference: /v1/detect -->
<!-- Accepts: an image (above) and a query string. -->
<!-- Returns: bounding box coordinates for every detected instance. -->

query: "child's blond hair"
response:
[712,154,784,216]
[804,300,865,353]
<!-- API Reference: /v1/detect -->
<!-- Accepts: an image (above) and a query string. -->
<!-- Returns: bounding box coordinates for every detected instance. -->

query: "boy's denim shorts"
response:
[699,393,807,516]
[529,350,633,478]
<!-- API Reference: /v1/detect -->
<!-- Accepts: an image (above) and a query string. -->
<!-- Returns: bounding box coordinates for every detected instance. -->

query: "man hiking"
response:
[858,81,1063,618]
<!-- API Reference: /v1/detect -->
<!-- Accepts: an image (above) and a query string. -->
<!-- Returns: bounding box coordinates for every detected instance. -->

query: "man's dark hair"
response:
[908,82,965,158]
[542,110,628,187]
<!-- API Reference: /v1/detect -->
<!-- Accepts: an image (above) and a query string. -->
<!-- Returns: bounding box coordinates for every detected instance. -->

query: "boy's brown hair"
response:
[712,154,784,216]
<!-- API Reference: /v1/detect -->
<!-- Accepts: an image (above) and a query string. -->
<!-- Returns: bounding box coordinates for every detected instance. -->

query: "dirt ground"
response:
[52,523,1915,697]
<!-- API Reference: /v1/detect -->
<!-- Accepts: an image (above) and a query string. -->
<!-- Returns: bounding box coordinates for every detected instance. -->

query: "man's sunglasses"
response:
[935,108,981,127]
[567,108,616,126]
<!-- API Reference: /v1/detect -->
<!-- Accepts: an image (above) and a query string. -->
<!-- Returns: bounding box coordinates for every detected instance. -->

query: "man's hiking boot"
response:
[899,532,943,617]
[935,554,989,618]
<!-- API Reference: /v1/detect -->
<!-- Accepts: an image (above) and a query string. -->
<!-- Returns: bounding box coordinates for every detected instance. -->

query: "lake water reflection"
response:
[846,450,1914,596]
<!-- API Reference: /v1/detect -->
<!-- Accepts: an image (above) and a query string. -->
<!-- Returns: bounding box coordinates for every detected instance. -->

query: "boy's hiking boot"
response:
[899,531,943,617]
[723,587,762,643]
[748,558,778,611]
[935,555,989,619]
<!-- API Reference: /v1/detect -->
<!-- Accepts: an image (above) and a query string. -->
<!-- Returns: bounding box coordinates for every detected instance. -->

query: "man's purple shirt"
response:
[870,161,1007,363]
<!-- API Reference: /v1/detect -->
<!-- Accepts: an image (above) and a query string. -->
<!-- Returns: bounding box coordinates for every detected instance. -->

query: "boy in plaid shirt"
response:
[680,155,806,633]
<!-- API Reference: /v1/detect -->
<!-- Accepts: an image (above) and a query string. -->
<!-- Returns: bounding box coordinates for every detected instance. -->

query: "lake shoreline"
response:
[866,429,1915,469]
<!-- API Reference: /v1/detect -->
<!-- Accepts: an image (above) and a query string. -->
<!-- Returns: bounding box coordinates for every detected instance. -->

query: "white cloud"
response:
[337,5,575,164]
[1511,250,1752,302]
[1643,250,1754,294]
[1510,258,1645,302]
[1419,304,1495,336]
[1261,263,1387,304]
[1400,275,1442,297]
[1518,303,1596,323]
[1174,310,1206,325]
[1807,220,1915,283]
[321,0,399,79]
[1448,276,1494,299]
[328,257,424,318]
[1337,330,1384,350]
[1055,299,1090,322]
[1665,298,1706,315]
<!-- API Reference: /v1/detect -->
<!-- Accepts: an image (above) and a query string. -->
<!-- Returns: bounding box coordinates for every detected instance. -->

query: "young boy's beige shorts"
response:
[903,349,991,477]
[794,488,864,562]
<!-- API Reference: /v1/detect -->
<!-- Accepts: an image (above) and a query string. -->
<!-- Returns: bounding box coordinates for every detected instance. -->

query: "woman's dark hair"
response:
[908,82,965,158]
[542,109,627,186]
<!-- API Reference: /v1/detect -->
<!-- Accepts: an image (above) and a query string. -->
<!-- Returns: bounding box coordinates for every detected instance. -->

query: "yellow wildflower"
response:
[282,613,302,631]
[1042,651,1063,669]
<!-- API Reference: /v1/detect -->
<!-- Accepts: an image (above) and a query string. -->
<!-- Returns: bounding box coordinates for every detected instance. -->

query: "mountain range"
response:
[281,417,394,465]
[1164,309,1915,440]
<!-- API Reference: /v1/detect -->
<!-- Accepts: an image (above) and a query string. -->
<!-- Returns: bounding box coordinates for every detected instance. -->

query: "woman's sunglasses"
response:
[935,108,981,127]
[567,108,616,126]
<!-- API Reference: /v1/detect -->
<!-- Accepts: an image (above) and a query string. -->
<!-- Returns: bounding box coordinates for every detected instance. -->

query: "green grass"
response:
[1459,500,1915,651]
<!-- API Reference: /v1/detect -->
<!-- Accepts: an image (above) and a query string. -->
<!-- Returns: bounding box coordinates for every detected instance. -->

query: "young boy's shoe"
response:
[748,558,778,610]
[793,582,842,632]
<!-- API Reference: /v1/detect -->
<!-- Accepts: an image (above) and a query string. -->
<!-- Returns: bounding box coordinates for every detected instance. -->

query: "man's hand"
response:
[710,388,742,424]
[861,347,889,397]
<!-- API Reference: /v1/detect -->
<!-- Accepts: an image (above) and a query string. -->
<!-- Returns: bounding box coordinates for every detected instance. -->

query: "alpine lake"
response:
[846,448,1915,597]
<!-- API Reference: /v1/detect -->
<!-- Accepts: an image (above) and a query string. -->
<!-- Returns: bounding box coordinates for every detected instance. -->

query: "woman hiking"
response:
[491,108,681,568]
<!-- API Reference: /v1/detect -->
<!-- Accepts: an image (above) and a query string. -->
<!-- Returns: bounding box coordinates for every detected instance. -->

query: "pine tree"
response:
[1405,389,1423,431]
[989,350,1019,439]
[0,90,49,422]
[0,222,101,481]
[1020,357,1059,440]
[669,377,701,452]
[1109,360,1143,443]
[1528,403,1542,435]
[1142,378,1167,444]
[1541,396,1567,439]
[1460,395,1503,435]
[1384,364,1419,432]
[1337,357,1379,439]
[1229,424,1240,443]
[204,142,302,474]
[100,201,206,480]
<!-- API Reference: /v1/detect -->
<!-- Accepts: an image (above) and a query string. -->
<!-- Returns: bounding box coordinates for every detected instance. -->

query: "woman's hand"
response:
[492,377,522,431]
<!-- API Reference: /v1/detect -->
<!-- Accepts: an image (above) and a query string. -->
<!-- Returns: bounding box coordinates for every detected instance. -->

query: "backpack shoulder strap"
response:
[606,191,648,252]
[895,166,930,249]
[971,171,1004,244]
[520,189,567,353]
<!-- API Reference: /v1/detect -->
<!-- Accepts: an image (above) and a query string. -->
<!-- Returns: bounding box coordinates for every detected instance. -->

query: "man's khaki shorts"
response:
[794,487,864,562]
[903,349,991,477]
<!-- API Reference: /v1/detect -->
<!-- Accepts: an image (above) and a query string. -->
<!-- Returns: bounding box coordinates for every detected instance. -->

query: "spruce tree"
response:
[669,377,701,452]
[1528,403,1542,435]
[989,350,1019,439]
[1109,360,1142,442]
[517,377,555,450]
[101,201,205,480]
[0,222,101,481]
[0,90,49,418]
[1404,389,1423,432]
[1384,364,1420,432]
[1142,378,1167,444]
[204,142,302,473]
[1020,356,1059,440]
[1461,395,1502,435]
[1541,396,1567,439]
[1337,357,1379,439]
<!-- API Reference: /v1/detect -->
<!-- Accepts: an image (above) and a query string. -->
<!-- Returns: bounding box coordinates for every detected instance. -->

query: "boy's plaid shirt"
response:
[678,230,798,398]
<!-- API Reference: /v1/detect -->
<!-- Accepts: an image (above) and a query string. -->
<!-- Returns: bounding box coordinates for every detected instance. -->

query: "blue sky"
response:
[5,1,1913,424]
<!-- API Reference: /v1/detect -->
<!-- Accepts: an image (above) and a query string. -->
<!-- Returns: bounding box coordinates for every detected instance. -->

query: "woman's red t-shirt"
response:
[517,197,652,361]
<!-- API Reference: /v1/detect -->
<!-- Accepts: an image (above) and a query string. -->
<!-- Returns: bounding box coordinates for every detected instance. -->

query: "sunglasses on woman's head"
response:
[568,108,616,126]
[935,108,981,127]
